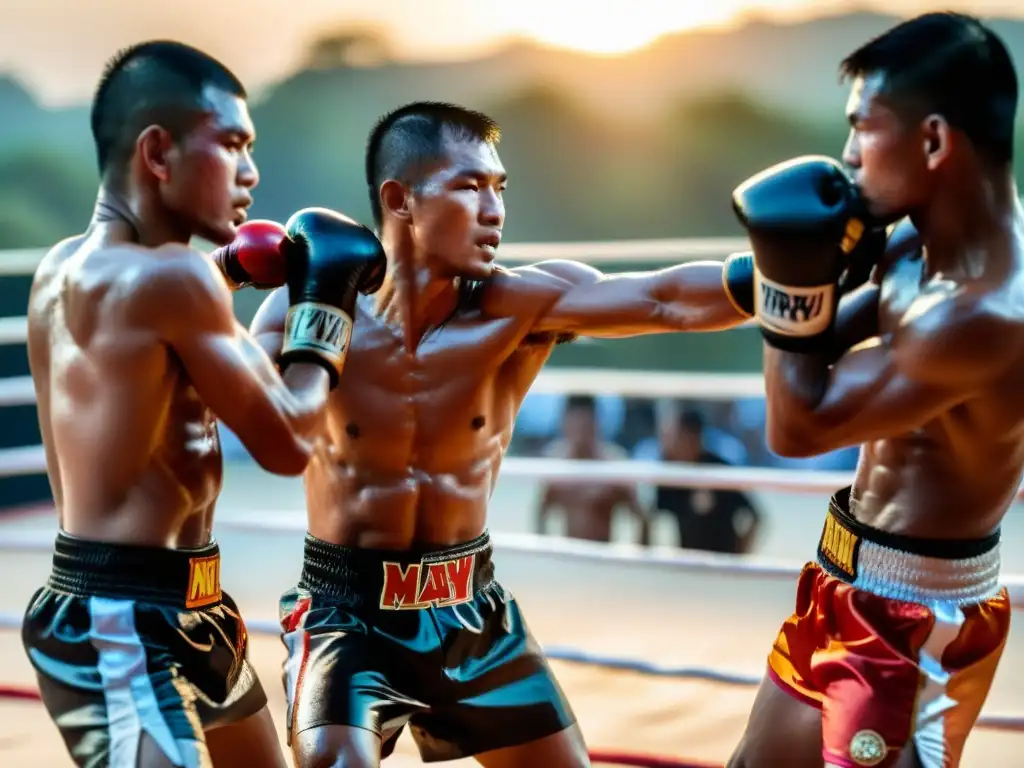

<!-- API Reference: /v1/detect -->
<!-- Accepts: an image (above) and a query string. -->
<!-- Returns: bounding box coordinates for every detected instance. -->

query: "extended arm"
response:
[148,251,329,475]
[516,259,750,338]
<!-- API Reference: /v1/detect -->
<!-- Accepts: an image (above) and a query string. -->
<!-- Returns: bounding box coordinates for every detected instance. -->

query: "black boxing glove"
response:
[722,251,755,318]
[279,207,387,388]
[732,155,872,354]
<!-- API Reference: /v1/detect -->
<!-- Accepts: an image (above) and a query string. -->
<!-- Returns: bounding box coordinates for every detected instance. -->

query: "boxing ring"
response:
[1,240,1023,767]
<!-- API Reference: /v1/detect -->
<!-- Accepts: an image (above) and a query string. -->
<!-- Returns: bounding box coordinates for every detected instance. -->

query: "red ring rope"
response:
[0,682,722,766]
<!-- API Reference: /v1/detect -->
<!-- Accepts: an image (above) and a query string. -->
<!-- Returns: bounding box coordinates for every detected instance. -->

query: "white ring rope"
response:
[0,368,768,407]
[1,527,1023,602]
[0,376,33,406]
[0,238,750,280]
[0,316,27,346]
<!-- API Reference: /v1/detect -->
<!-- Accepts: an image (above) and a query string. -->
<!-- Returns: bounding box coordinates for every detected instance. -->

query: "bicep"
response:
[150,259,316,470]
[766,337,964,455]
[171,314,293,438]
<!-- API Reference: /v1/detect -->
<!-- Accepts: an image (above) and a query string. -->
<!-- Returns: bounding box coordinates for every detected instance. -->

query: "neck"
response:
[378,230,460,351]
[911,164,1019,278]
[89,180,191,248]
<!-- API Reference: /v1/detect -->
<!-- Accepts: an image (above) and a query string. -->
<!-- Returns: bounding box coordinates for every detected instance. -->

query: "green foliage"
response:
[0,147,94,248]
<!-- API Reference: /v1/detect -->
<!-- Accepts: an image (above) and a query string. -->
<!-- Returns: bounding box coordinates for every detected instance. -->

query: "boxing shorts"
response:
[279,531,577,761]
[768,487,1010,768]
[21,532,266,767]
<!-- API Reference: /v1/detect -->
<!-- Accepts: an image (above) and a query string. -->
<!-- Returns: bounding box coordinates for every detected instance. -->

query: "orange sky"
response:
[1,0,1022,105]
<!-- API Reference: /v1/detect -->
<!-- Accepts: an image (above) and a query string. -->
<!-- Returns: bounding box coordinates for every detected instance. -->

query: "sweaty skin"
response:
[252,259,742,550]
[27,218,330,549]
[766,228,1024,538]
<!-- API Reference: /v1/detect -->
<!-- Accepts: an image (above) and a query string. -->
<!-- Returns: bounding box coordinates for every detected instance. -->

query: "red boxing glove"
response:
[212,220,287,290]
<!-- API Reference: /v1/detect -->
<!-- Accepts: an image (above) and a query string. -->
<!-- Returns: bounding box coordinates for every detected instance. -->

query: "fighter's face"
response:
[409,139,506,280]
[161,87,259,246]
[563,408,597,448]
[841,73,929,224]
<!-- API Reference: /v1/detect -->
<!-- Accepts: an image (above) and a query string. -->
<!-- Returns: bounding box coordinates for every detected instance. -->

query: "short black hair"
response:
[365,101,501,229]
[840,12,1018,164]
[678,408,704,435]
[91,40,246,179]
[565,395,597,416]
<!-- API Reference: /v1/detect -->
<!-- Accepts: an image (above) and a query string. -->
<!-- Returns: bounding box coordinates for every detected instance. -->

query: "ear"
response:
[922,114,953,171]
[379,179,411,223]
[137,125,175,183]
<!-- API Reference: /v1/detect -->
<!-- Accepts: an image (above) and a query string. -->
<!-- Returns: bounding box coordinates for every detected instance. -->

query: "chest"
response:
[329,313,551,441]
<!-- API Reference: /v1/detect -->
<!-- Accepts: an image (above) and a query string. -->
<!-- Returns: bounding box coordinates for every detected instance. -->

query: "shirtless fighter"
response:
[21,41,384,767]
[246,100,787,766]
[727,13,1022,768]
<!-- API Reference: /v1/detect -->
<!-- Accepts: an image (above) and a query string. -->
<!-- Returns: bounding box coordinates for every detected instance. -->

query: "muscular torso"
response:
[28,235,222,547]
[850,242,1024,539]
[304,295,558,549]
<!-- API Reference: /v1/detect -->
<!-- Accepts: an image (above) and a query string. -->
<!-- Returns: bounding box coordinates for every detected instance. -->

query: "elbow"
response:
[249,439,311,476]
[242,417,314,476]
[765,409,824,458]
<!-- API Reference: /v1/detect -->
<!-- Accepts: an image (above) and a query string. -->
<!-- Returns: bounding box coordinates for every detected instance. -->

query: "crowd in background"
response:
[519,392,859,554]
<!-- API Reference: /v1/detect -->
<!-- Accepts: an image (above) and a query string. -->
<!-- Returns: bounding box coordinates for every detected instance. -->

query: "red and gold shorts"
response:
[767,487,1010,767]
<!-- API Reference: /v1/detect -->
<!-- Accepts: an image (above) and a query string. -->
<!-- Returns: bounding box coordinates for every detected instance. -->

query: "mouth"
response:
[476,233,501,257]
[232,203,251,226]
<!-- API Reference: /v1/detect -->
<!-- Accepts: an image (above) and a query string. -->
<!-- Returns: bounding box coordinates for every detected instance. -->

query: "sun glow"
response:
[500,3,749,55]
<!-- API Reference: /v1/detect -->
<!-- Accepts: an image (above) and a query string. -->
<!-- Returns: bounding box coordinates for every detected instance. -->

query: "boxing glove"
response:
[722,251,755,318]
[211,220,288,290]
[279,207,387,388]
[732,155,871,354]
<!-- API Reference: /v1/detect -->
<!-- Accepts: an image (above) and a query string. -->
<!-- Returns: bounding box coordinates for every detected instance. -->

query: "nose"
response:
[238,150,260,190]
[841,132,860,170]
[479,187,503,227]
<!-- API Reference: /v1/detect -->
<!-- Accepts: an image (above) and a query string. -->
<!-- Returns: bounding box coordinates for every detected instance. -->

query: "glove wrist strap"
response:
[281,302,354,389]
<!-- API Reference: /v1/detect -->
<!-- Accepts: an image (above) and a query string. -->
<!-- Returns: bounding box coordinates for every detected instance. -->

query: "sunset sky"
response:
[1,0,1022,105]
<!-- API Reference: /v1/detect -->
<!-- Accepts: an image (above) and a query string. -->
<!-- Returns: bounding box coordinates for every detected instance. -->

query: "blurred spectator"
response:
[536,395,648,544]
[652,408,761,554]
[513,391,625,455]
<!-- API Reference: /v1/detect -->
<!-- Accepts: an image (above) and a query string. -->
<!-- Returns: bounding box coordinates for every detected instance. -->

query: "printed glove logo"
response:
[754,272,834,337]
[283,303,353,365]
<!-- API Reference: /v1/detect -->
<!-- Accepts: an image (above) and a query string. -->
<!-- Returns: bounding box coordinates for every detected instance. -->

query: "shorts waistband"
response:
[816,487,1001,605]
[47,531,222,609]
[299,531,495,611]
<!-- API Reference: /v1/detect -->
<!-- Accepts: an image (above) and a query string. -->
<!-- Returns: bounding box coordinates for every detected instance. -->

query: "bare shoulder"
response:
[895,283,1024,384]
[482,260,602,316]
[112,244,234,339]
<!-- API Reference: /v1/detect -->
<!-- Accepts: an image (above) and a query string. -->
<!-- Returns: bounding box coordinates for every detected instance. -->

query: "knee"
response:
[293,726,377,768]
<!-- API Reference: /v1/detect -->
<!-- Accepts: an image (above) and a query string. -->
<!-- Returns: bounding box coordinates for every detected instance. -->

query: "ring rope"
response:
[2,527,1024,603]
[0,609,1019,733]
[0,237,752,279]
[0,365,770,402]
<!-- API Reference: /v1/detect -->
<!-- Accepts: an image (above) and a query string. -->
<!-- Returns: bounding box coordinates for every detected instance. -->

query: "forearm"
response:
[280,364,332,438]
[651,261,752,332]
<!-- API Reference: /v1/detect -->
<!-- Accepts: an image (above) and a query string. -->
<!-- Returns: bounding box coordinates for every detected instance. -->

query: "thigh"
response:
[474,725,590,768]
[728,676,822,768]
[27,592,214,768]
[291,724,381,768]
[414,586,578,761]
[281,598,422,748]
[206,705,288,768]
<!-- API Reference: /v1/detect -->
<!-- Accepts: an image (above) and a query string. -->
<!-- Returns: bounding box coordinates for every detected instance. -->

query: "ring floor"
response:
[0,465,1021,766]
